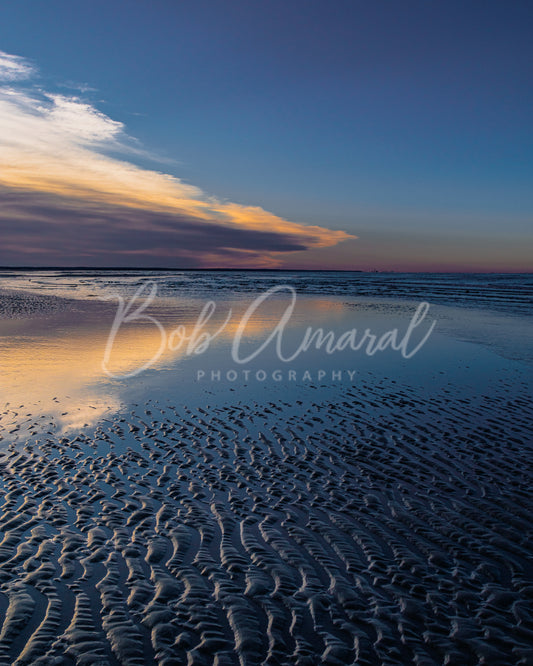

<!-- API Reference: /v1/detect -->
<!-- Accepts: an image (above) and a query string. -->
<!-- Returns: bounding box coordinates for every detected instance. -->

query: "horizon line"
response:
[0,266,532,275]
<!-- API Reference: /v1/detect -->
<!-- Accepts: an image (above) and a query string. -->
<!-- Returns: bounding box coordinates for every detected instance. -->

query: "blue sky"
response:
[0,0,532,270]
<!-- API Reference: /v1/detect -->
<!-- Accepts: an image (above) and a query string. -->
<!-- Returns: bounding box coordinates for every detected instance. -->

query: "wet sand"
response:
[0,285,532,665]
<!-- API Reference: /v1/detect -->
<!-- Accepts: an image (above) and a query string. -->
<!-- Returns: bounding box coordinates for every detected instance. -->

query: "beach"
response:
[0,271,532,665]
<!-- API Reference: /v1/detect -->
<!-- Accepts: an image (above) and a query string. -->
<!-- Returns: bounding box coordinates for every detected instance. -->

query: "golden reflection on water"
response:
[0,295,347,439]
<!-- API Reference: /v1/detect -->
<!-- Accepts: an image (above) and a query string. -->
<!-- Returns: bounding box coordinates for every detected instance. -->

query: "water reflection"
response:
[0,292,350,442]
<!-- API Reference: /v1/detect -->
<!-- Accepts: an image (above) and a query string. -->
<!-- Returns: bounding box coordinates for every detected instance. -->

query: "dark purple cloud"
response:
[0,188,310,267]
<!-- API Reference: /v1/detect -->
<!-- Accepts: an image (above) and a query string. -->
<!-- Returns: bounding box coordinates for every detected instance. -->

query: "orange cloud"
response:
[0,51,355,267]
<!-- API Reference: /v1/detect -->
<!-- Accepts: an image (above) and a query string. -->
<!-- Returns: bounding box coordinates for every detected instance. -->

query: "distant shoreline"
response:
[0,267,531,275]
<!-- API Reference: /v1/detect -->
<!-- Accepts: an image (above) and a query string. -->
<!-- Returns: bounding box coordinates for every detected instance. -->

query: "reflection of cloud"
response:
[0,293,348,435]
[0,322,181,436]
[0,51,354,267]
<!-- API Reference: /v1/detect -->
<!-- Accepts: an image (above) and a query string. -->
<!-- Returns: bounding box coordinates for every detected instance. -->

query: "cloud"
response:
[0,187,313,267]
[0,51,354,267]
[43,94,125,144]
[0,50,36,81]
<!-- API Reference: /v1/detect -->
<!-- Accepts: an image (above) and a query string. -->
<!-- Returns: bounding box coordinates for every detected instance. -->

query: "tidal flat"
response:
[0,270,532,665]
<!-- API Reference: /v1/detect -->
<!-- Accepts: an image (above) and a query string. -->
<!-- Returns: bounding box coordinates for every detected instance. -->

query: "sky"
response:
[0,0,532,271]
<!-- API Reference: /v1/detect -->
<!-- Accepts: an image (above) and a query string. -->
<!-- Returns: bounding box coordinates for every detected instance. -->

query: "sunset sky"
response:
[0,1,532,271]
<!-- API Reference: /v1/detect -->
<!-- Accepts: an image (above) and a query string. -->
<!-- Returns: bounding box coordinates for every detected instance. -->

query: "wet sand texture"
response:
[0,378,532,665]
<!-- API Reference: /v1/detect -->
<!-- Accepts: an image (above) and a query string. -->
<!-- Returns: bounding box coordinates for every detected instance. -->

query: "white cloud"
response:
[0,50,354,266]
[45,94,124,144]
[0,86,200,202]
[0,50,35,81]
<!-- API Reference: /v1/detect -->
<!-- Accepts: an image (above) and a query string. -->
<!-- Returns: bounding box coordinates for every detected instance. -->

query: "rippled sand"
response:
[1,372,532,665]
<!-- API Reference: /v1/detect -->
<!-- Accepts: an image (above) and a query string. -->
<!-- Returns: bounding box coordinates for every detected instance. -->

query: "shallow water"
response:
[1,269,532,315]
[0,271,531,442]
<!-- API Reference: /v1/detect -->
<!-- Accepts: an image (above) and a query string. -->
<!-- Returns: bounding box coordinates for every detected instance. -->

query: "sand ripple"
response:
[0,377,532,664]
